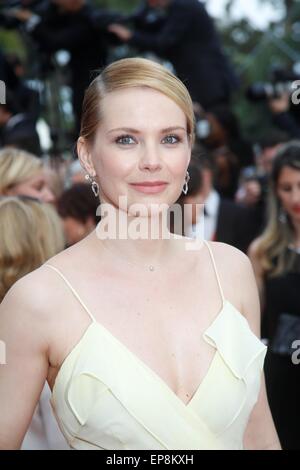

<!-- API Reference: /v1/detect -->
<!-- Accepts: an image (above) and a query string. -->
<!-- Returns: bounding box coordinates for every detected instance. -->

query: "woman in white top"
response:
[0,58,280,450]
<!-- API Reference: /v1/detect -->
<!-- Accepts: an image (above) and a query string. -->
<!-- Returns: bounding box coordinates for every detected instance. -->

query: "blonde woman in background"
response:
[28,197,66,258]
[0,197,68,449]
[0,197,44,303]
[0,147,55,203]
[249,141,300,449]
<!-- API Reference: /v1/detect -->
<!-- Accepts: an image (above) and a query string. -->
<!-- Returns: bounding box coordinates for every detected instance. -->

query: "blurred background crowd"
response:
[0,0,300,451]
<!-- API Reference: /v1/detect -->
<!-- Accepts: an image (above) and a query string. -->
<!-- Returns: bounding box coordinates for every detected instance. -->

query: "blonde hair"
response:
[0,197,44,301]
[26,199,65,259]
[0,197,65,302]
[254,141,300,277]
[0,147,42,195]
[80,57,195,146]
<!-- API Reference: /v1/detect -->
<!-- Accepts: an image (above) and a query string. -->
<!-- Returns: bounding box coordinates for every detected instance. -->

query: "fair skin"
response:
[0,87,280,449]
[3,171,55,204]
[249,165,300,302]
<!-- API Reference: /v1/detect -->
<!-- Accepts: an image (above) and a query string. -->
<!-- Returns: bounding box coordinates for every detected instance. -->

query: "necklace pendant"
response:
[149,265,155,271]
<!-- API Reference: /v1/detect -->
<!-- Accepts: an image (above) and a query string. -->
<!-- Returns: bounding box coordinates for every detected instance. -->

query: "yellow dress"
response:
[46,241,267,450]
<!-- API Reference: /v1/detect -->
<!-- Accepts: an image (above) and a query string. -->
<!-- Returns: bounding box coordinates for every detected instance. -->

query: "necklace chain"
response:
[99,240,157,272]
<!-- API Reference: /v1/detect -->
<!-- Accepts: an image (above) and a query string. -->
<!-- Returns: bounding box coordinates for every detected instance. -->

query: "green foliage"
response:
[219,0,300,141]
[0,29,25,57]
[92,0,139,12]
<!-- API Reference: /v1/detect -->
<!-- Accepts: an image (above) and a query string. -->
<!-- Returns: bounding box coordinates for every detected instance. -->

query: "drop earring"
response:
[182,171,190,195]
[278,207,287,224]
[85,173,99,197]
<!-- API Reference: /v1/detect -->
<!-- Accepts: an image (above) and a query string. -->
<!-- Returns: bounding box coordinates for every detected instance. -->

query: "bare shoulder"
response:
[0,240,84,330]
[0,266,58,349]
[207,241,261,334]
[207,240,251,273]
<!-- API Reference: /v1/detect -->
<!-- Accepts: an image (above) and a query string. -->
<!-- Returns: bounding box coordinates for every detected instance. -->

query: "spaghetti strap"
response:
[44,263,96,323]
[203,240,225,306]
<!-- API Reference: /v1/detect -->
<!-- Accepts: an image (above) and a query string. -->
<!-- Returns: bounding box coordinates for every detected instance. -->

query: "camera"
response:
[246,67,300,102]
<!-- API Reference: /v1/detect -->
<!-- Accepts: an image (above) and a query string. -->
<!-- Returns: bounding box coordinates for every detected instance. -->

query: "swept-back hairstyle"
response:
[79,57,195,146]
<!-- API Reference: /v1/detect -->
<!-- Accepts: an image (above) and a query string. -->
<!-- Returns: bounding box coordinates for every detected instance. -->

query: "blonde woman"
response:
[0,197,67,449]
[0,197,65,301]
[0,197,44,303]
[28,198,66,258]
[0,147,54,203]
[0,58,280,450]
[249,141,300,450]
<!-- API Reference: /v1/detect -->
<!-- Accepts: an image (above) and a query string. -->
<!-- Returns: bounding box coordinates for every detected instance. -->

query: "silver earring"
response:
[85,173,99,197]
[182,171,190,195]
[278,207,287,224]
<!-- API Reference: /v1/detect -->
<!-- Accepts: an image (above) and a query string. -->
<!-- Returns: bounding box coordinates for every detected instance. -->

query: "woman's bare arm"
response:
[0,274,50,449]
[239,253,281,450]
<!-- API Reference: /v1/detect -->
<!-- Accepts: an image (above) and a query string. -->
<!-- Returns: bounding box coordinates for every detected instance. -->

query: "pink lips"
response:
[130,181,168,194]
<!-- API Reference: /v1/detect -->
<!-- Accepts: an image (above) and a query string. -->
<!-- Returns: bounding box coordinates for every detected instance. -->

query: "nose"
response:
[291,186,300,204]
[138,141,163,172]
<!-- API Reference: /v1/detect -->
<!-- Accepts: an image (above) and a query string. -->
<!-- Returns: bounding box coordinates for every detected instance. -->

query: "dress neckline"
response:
[51,299,238,409]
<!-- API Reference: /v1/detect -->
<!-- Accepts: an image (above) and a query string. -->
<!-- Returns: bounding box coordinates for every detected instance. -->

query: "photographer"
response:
[108,0,239,110]
[9,0,111,134]
[247,68,300,140]
[269,92,300,139]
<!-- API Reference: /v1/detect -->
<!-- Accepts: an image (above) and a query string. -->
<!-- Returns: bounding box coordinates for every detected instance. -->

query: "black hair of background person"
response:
[56,183,101,226]
[208,104,255,168]
[128,0,239,110]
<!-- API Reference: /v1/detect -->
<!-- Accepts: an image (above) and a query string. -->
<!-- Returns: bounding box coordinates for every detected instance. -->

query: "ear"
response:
[77,137,96,177]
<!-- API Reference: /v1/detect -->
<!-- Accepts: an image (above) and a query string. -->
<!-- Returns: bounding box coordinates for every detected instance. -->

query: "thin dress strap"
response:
[44,263,96,323]
[203,240,225,306]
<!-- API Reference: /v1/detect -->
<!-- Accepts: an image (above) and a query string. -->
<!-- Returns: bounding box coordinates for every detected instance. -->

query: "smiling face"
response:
[79,87,191,216]
[277,165,300,223]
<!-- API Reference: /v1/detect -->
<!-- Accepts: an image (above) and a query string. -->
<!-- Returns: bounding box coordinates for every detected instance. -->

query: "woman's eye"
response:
[162,135,180,144]
[116,135,135,145]
[281,186,292,192]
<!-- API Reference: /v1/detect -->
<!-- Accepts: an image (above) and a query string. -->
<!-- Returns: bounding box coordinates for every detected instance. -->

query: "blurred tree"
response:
[218,0,300,141]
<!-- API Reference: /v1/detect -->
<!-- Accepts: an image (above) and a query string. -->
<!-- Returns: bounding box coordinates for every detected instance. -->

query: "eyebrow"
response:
[107,126,187,135]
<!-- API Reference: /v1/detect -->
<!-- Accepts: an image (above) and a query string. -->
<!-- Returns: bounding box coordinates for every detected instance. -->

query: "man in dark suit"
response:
[109,0,238,109]
[183,155,261,253]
